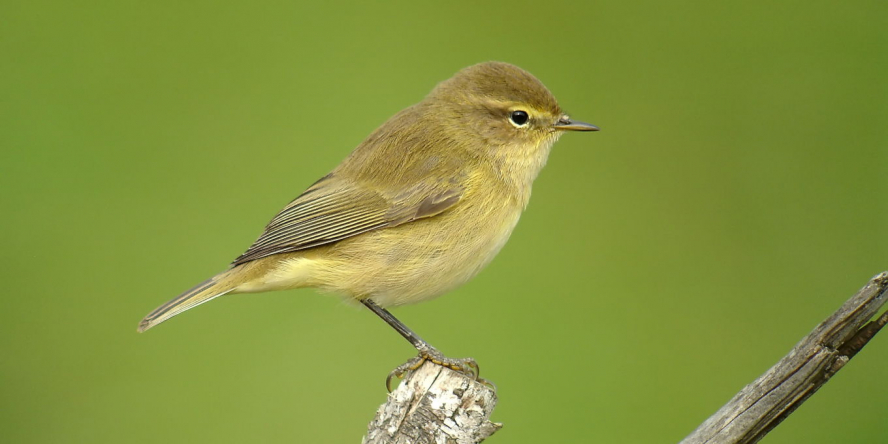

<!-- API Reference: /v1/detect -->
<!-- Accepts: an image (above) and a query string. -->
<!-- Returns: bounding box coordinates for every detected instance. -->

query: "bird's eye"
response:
[509,110,529,127]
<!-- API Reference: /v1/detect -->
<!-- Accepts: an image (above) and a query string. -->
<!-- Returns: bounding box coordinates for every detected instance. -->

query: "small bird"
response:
[139,62,598,388]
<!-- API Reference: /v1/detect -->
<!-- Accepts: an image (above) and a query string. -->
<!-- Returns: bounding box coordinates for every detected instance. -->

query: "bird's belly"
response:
[312,205,522,307]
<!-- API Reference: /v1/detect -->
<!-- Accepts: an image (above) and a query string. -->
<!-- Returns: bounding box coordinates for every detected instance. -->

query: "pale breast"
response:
[309,193,524,307]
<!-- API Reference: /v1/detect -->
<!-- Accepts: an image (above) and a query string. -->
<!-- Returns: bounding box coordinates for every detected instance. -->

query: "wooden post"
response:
[363,362,500,444]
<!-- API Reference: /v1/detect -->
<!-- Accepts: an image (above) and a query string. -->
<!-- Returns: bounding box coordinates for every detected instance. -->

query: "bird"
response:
[138,61,598,389]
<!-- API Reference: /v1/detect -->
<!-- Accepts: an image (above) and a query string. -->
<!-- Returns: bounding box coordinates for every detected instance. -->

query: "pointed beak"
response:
[554,116,600,132]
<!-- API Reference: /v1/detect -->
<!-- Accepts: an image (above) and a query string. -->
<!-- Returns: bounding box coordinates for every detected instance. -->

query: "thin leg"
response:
[361,299,430,351]
[361,299,480,392]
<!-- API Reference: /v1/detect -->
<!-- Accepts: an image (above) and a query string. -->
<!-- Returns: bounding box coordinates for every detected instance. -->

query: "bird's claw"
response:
[385,350,481,392]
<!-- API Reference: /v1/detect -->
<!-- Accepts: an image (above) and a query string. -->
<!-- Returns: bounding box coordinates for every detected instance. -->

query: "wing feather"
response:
[231,173,462,266]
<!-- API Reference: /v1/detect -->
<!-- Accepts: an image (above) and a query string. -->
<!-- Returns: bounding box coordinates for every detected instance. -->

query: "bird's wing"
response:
[231,173,462,266]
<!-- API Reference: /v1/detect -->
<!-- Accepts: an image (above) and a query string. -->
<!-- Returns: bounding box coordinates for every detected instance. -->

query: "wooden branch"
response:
[681,271,888,444]
[363,362,500,444]
[362,272,887,443]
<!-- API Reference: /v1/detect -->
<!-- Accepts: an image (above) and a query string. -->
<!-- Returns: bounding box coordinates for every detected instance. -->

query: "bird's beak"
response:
[554,116,600,132]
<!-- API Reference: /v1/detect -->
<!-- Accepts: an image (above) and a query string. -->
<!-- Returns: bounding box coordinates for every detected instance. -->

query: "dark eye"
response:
[509,110,529,127]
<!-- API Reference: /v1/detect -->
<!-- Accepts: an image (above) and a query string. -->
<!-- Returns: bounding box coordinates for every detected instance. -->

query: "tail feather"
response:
[138,271,236,332]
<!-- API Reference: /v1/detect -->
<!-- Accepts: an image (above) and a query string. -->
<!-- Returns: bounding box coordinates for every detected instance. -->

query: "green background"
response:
[2,1,886,442]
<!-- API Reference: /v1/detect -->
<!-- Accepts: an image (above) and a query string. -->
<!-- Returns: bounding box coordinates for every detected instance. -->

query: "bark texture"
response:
[364,362,500,444]
[681,271,888,444]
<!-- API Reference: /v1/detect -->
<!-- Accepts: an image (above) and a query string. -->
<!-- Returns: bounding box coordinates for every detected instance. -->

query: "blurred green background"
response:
[2,1,886,442]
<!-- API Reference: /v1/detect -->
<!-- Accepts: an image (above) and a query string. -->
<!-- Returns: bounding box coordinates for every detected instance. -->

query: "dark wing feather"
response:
[231,174,461,266]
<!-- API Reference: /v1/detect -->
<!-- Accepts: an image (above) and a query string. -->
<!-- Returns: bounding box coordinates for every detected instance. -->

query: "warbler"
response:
[139,61,598,388]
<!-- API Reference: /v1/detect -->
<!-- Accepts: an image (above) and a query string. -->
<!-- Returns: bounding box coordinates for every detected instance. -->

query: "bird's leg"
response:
[361,299,480,392]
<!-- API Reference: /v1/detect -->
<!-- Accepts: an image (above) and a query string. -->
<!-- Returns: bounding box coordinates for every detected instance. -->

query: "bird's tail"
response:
[138,269,240,333]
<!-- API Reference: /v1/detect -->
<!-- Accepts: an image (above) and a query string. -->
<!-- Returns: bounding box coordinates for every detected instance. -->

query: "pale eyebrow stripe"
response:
[479,98,548,116]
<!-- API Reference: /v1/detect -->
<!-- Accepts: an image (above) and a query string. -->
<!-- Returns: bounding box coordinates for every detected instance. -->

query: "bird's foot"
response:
[385,347,481,392]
